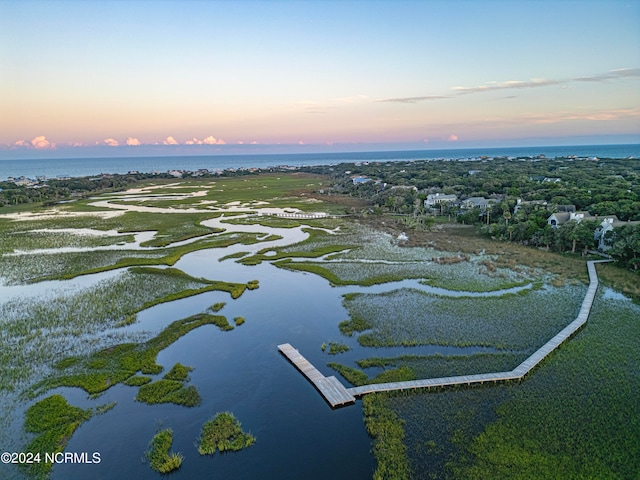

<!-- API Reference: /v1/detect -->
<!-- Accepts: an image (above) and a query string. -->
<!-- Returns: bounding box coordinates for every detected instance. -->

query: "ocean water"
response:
[1,144,638,180]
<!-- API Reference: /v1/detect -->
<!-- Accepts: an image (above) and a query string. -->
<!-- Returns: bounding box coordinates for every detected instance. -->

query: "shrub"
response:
[197,412,256,455]
[146,429,183,473]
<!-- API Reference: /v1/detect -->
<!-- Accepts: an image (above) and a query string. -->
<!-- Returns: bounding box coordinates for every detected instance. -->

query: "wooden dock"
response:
[280,260,609,406]
[278,343,355,408]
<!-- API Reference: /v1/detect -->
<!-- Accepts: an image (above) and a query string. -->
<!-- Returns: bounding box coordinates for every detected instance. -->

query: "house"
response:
[548,211,596,227]
[461,197,496,211]
[513,199,547,214]
[543,177,562,183]
[594,218,640,251]
[548,211,619,229]
[351,176,371,185]
[424,193,458,208]
[390,185,417,192]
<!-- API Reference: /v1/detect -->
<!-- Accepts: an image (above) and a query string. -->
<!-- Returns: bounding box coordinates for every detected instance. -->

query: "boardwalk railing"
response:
[280,260,610,407]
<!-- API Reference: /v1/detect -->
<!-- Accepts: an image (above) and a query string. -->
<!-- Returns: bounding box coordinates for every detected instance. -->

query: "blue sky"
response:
[1,0,639,158]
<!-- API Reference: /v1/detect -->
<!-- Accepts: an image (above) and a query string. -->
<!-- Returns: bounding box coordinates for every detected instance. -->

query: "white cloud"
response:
[13,139,29,147]
[378,95,449,104]
[31,135,53,149]
[163,136,179,145]
[380,68,640,104]
[68,141,85,147]
[103,138,119,147]
[452,78,558,95]
[203,136,225,145]
[446,134,459,142]
[126,137,141,146]
[185,137,203,145]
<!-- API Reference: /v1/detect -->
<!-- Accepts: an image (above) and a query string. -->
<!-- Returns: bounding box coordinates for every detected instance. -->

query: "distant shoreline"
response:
[1,143,638,180]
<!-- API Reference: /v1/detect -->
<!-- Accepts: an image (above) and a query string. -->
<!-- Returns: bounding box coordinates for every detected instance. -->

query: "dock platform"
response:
[278,343,355,408]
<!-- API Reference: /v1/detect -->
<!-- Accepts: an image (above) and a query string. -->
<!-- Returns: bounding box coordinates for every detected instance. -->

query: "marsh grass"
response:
[124,173,330,211]
[219,251,250,261]
[222,216,302,228]
[0,271,200,391]
[163,363,193,381]
[447,298,640,479]
[0,229,266,285]
[375,293,640,479]
[0,269,248,396]
[338,316,373,336]
[0,228,133,255]
[328,363,415,387]
[123,375,152,386]
[136,379,202,407]
[146,428,183,473]
[22,394,93,478]
[264,224,535,289]
[197,412,256,455]
[327,363,368,386]
[327,341,350,355]
[343,285,585,350]
[356,353,525,380]
[31,313,233,397]
[597,262,640,301]
[363,394,411,480]
[209,302,226,312]
[239,241,353,266]
[23,232,266,283]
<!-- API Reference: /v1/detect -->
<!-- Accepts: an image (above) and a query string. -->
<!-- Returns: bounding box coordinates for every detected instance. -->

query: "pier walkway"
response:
[280,260,610,407]
[277,343,356,407]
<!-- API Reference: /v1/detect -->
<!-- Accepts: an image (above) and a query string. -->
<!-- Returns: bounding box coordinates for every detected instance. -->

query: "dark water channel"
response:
[52,251,379,479]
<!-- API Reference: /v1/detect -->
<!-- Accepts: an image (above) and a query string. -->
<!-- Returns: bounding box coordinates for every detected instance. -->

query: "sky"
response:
[1,0,639,159]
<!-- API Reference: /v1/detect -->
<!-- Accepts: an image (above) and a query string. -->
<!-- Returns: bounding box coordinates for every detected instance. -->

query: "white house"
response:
[594,218,640,251]
[461,197,496,211]
[424,193,457,207]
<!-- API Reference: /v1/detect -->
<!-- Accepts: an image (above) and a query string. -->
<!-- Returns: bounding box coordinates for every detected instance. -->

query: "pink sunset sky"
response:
[1,0,639,158]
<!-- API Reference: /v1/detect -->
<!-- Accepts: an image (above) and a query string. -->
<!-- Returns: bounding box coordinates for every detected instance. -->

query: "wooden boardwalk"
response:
[278,343,355,407]
[280,260,609,406]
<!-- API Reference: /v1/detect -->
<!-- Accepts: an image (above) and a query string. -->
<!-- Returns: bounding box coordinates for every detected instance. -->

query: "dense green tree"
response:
[606,224,640,271]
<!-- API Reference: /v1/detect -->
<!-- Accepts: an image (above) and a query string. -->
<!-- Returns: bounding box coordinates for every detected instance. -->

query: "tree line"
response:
[307,155,640,271]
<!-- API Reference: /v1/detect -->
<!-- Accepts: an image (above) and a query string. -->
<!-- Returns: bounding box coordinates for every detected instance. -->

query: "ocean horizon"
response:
[1,143,638,180]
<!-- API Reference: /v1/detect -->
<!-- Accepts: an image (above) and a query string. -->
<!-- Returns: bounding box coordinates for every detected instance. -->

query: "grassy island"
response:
[22,395,94,478]
[146,428,183,473]
[197,412,256,455]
